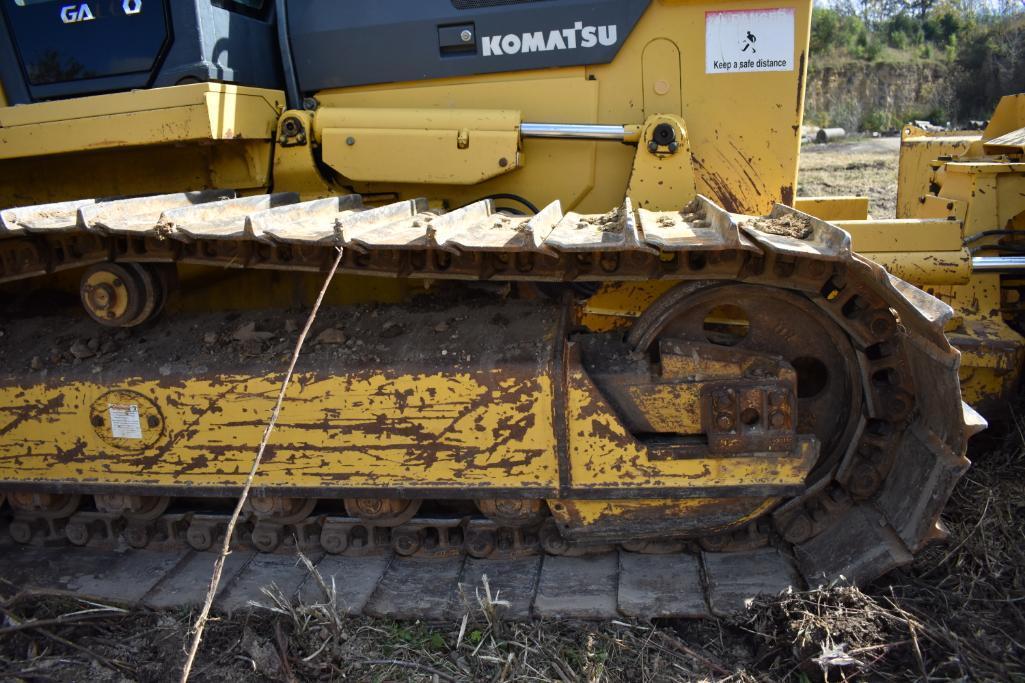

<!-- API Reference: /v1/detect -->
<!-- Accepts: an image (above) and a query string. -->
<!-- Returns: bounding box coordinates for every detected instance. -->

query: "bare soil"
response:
[2,141,1024,682]
[799,136,902,218]
[746,214,814,240]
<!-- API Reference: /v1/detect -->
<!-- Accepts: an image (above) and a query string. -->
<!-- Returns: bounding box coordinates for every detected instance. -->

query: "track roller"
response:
[94,494,169,521]
[8,492,80,518]
[344,498,421,527]
[251,521,285,552]
[79,262,166,327]
[476,499,546,527]
[246,496,316,524]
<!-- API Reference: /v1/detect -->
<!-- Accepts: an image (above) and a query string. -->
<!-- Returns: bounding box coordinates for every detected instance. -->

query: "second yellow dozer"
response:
[0,0,1011,617]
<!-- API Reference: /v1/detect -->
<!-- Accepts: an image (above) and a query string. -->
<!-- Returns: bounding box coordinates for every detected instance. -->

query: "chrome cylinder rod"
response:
[520,123,629,141]
[972,256,1025,272]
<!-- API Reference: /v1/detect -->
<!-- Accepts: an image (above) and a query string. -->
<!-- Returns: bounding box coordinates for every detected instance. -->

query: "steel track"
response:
[0,191,982,617]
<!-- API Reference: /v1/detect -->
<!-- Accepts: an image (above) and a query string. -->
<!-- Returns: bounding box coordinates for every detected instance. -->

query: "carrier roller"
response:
[0,192,983,618]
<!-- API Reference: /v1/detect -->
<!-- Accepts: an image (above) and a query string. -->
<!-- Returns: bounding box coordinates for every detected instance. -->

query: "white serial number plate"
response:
[108,404,143,440]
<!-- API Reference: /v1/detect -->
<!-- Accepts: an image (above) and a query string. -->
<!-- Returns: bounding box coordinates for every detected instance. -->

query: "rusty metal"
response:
[627,282,864,478]
[344,498,422,527]
[94,494,169,521]
[251,521,286,552]
[476,499,546,527]
[79,262,163,327]
[0,193,979,602]
[246,496,316,524]
[8,492,81,518]
[702,384,796,454]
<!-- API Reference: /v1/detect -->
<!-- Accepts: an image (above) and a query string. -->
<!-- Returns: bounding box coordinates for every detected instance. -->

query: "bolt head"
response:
[715,414,734,431]
[346,136,356,146]
[460,29,473,42]
[770,412,786,428]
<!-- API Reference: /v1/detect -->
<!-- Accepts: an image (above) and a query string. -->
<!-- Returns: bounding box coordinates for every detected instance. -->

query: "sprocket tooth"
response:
[850,256,954,352]
[795,505,912,586]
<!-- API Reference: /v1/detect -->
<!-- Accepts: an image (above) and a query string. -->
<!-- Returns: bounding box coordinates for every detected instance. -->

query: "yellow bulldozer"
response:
[0,0,1020,618]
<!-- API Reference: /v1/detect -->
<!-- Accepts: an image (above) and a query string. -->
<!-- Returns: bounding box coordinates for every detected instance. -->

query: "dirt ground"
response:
[2,139,1024,682]
[799,136,902,218]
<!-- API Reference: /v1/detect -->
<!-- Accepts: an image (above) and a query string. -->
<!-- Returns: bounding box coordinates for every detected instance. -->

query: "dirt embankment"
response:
[805,60,952,131]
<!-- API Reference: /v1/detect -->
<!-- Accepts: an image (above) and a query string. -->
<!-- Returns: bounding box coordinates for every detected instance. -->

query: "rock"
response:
[29,356,42,371]
[434,321,450,333]
[380,321,404,339]
[239,339,264,357]
[202,331,218,345]
[70,340,96,360]
[285,319,299,333]
[315,328,348,345]
[241,627,283,680]
[86,337,100,352]
[232,321,273,342]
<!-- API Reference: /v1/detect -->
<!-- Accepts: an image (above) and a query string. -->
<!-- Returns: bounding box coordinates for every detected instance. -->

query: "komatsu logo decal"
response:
[482,22,618,57]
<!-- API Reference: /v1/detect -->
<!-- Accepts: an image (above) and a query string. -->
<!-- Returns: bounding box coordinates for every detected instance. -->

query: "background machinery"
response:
[0,0,1017,617]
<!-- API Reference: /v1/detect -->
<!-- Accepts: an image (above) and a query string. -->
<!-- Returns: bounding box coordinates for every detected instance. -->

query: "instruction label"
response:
[706,8,795,74]
[108,403,143,439]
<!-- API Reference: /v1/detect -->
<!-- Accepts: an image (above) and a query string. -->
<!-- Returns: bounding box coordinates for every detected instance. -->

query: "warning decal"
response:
[706,8,795,74]
[108,403,143,440]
